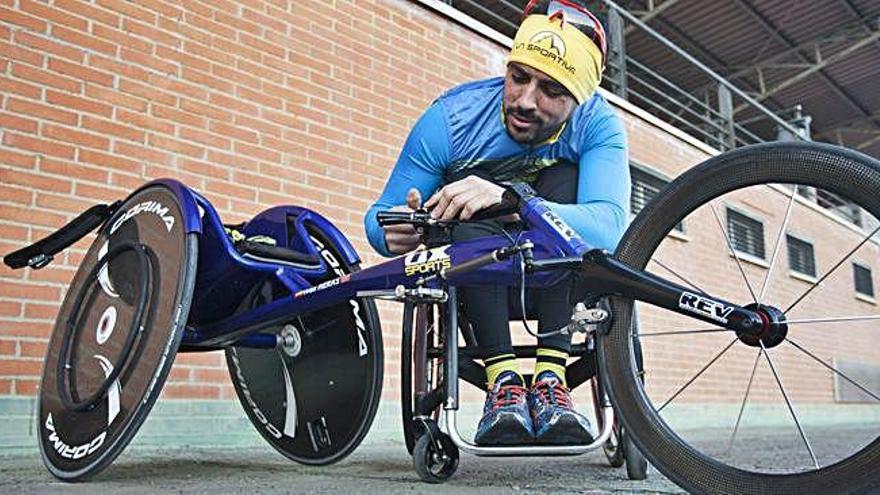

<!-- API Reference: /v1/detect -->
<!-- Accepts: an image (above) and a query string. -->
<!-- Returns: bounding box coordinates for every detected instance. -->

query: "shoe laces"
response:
[533,380,573,409]
[490,384,527,411]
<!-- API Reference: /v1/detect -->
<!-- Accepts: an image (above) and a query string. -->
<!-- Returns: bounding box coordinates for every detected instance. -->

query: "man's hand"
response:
[382,205,421,254]
[424,175,507,221]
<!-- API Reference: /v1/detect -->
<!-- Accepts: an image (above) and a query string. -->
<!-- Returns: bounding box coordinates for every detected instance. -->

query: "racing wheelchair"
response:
[5,142,880,494]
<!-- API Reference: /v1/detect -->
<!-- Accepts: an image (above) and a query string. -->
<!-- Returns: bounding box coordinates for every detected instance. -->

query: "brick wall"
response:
[1,0,876,414]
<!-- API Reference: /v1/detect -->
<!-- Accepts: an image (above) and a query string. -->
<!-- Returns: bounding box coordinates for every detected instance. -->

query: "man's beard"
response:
[505,106,560,145]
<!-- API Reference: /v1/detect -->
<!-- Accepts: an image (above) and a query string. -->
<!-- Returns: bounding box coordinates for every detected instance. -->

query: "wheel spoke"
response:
[657,337,738,412]
[784,225,880,314]
[726,348,763,454]
[785,338,880,402]
[638,328,730,337]
[785,314,880,325]
[651,258,707,294]
[758,186,797,303]
[760,342,820,470]
[710,202,759,305]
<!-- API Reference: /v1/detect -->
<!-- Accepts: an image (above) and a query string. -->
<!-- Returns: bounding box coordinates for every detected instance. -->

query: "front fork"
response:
[530,249,766,337]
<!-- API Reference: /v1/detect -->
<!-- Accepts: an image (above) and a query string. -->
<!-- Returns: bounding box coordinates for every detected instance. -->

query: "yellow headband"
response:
[507,14,603,104]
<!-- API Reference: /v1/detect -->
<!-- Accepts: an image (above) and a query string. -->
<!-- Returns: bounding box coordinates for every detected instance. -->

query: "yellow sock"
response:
[484,353,520,389]
[535,348,568,386]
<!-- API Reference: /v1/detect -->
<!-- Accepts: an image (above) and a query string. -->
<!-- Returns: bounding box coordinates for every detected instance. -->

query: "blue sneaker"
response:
[528,371,595,445]
[474,371,533,445]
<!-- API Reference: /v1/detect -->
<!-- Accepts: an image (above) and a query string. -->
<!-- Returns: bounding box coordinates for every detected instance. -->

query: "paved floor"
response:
[2,441,683,495]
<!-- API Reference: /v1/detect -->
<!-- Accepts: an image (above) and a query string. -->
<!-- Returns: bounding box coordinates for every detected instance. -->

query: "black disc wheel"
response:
[413,431,459,483]
[601,142,880,494]
[37,184,197,481]
[226,228,383,465]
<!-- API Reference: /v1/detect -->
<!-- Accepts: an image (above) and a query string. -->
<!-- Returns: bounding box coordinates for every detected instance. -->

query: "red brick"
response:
[12,63,81,93]
[192,367,231,383]
[0,148,37,169]
[14,379,40,396]
[54,0,120,28]
[82,116,146,143]
[123,17,181,49]
[20,0,87,30]
[238,32,284,59]
[161,383,221,399]
[208,93,258,116]
[233,114,282,137]
[41,158,109,183]
[152,103,207,128]
[0,168,72,193]
[26,265,77,285]
[78,149,141,172]
[84,84,148,112]
[242,6,287,35]
[52,25,118,57]
[119,80,176,106]
[6,98,78,125]
[208,121,258,143]
[156,45,210,72]
[3,133,76,160]
[46,90,113,117]
[0,279,62,301]
[178,159,230,180]
[34,192,95,215]
[114,142,173,165]
[90,54,150,82]
[0,40,44,66]
[233,142,281,163]
[22,301,58,320]
[215,11,262,37]
[74,181,126,202]
[205,179,256,201]
[147,133,205,158]
[138,0,183,19]
[95,0,157,24]
[0,224,28,242]
[148,72,207,100]
[121,47,179,74]
[0,112,38,134]
[233,170,280,191]
[179,127,230,150]
[0,77,40,100]
[206,150,259,170]
[15,31,84,62]
[47,57,114,87]
[43,124,110,151]
[116,109,175,134]
[92,24,153,53]
[18,340,46,358]
[0,380,10,394]
[177,98,230,124]
[0,6,48,32]
[0,339,15,356]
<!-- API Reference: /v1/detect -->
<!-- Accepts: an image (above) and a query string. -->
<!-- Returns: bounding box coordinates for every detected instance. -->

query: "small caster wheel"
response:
[413,432,459,483]
[622,428,648,480]
[603,424,625,468]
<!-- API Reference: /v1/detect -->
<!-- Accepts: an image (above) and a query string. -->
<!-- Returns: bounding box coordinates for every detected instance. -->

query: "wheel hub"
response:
[736,303,787,348]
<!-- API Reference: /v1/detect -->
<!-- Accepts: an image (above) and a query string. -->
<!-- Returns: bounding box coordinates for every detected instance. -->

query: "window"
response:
[631,166,683,232]
[786,235,816,278]
[726,208,765,259]
[854,263,874,298]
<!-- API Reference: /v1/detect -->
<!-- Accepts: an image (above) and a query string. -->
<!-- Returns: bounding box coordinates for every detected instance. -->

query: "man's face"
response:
[503,62,578,145]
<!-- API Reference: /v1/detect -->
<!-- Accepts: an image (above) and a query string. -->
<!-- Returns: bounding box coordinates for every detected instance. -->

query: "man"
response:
[365,0,630,445]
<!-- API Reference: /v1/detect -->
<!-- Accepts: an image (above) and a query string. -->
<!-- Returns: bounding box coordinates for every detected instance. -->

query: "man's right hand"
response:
[383,205,421,254]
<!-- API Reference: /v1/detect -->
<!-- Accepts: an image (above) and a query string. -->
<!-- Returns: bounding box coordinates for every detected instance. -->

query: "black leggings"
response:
[452,163,579,359]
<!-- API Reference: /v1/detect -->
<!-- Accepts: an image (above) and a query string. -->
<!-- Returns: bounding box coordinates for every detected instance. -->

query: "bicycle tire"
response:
[601,142,880,494]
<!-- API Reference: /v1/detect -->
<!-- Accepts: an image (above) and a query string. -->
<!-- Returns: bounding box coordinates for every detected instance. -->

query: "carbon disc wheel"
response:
[601,142,880,494]
[37,185,197,481]
[226,229,383,465]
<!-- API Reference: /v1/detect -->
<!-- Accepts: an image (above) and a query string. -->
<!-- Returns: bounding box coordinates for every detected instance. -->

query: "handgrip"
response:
[4,201,121,269]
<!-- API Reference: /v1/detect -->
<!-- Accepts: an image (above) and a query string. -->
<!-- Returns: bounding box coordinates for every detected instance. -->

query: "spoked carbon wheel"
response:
[602,142,880,494]
[37,185,197,481]
[225,229,383,465]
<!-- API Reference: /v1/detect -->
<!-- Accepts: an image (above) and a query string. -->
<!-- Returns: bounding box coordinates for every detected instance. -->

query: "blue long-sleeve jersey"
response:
[365,77,630,257]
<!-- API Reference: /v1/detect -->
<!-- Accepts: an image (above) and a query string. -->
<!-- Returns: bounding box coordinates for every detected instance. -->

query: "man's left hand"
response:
[424,175,507,221]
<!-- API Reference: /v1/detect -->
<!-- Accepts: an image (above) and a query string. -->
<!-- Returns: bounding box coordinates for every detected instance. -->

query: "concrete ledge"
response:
[4,396,878,454]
